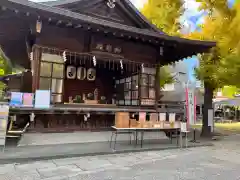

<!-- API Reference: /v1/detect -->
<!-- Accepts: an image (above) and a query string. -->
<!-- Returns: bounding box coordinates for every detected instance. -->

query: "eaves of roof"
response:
[6,0,216,48]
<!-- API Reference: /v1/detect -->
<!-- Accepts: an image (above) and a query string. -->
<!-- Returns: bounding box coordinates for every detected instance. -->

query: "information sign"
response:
[34,90,51,109]
[186,88,196,126]
[10,92,23,106]
[22,93,34,107]
[0,103,9,150]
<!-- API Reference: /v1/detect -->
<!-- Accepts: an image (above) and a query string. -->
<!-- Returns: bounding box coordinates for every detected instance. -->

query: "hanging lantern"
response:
[93,56,97,66]
[36,20,42,33]
[63,51,67,62]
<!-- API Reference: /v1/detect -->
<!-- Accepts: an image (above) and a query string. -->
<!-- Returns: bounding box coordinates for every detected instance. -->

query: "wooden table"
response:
[110,126,181,150]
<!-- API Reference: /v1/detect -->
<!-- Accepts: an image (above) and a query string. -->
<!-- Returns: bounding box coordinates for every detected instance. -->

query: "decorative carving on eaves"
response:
[80,3,124,23]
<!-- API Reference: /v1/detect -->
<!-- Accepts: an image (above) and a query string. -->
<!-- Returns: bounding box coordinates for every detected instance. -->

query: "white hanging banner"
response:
[186,88,196,126]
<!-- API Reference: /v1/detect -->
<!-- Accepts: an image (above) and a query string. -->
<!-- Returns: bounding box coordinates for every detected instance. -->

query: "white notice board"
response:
[186,88,196,125]
[208,109,214,132]
[35,90,51,109]
[0,103,9,148]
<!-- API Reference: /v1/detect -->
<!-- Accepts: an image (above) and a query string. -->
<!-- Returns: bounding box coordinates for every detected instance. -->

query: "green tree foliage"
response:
[159,67,174,88]
[0,52,12,98]
[0,51,12,75]
[221,86,239,98]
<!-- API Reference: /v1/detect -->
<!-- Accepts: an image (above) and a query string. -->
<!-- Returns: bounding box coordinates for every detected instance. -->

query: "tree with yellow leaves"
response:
[186,0,240,137]
[141,0,183,36]
[0,50,12,99]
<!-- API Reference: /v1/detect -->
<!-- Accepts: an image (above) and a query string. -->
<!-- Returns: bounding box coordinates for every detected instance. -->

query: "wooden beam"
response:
[83,32,92,52]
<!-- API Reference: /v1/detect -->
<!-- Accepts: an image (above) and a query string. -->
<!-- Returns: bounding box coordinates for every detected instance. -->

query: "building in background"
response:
[161,61,204,107]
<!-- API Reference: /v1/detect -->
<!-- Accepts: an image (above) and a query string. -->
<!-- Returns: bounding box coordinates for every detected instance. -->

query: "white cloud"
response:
[131,0,147,9]
[184,0,201,11]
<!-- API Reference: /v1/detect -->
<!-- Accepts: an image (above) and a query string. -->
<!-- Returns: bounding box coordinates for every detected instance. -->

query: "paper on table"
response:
[180,122,187,132]
[139,112,146,122]
[150,113,158,121]
[169,113,176,123]
[159,113,166,121]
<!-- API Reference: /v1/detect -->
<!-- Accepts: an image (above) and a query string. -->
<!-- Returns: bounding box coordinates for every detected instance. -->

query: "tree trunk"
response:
[201,81,214,138]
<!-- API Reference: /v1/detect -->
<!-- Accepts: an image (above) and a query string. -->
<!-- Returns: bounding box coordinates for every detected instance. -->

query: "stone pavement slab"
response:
[15,160,57,171]
[0,169,41,180]
[75,159,113,171]
[53,157,86,166]
[0,164,15,175]
[38,164,82,179]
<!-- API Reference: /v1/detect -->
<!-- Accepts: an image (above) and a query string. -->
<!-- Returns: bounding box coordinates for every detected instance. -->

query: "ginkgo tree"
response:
[141,0,183,36]
[0,50,12,98]
[186,0,240,137]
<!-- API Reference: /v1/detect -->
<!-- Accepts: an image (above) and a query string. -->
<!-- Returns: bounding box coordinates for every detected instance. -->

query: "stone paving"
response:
[0,136,240,180]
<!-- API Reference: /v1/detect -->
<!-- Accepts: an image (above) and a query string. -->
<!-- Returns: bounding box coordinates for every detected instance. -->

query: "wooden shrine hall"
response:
[0,0,215,132]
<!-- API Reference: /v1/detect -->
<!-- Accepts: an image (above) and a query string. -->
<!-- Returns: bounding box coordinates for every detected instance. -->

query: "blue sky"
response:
[181,0,235,81]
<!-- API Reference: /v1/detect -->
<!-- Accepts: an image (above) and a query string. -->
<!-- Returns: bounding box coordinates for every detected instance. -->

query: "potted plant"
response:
[99,96,107,104]
[73,95,84,103]
[87,93,94,100]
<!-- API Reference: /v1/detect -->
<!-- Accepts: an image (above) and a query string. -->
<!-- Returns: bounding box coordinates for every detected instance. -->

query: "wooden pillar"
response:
[20,71,33,93]
[155,46,163,110]
[155,63,161,110]
[32,45,42,93]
